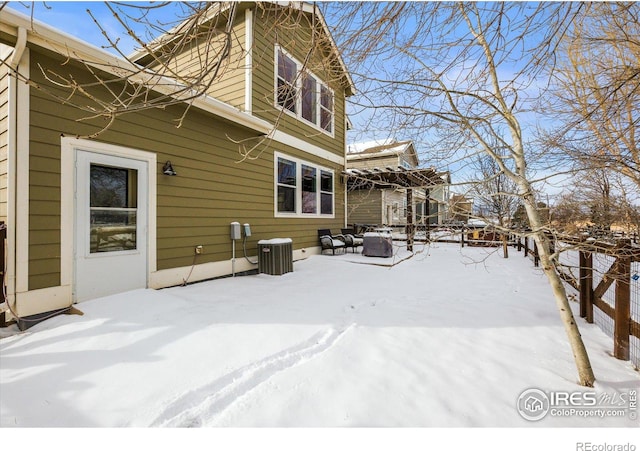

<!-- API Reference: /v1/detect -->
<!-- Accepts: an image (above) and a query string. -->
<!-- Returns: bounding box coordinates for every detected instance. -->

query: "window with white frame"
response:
[276,154,334,217]
[276,46,334,135]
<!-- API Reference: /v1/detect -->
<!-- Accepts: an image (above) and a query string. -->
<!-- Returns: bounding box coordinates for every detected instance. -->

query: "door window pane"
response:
[90,164,137,253]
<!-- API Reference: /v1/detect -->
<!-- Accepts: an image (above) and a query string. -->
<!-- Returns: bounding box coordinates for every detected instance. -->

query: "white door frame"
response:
[61,137,157,302]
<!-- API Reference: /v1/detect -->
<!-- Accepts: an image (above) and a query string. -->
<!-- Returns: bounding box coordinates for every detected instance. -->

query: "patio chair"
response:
[341,228,364,253]
[317,229,347,255]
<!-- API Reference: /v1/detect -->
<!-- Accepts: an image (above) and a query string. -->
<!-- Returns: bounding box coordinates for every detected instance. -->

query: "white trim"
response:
[271,129,344,165]
[13,286,72,318]
[61,138,157,301]
[5,54,18,306]
[0,8,272,136]
[13,47,30,295]
[149,247,317,288]
[244,7,253,113]
[1,9,345,168]
[274,152,335,219]
[274,45,335,138]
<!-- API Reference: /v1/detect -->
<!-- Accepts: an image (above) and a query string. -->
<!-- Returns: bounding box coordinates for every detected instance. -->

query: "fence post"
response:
[524,236,529,257]
[533,241,539,267]
[579,250,594,323]
[460,228,465,248]
[614,242,631,360]
[517,235,522,252]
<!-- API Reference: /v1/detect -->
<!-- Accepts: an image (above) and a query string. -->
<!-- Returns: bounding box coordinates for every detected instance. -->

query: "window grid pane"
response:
[278,186,296,213]
[320,85,333,132]
[277,158,297,213]
[277,158,296,186]
[320,170,333,215]
[277,50,297,113]
[301,74,317,124]
[302,165,317,214]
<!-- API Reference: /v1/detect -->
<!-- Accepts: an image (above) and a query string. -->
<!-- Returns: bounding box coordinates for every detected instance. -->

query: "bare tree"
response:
[0,1,342,153]
[543,2,640,190]
[470,155,517,224]
[326,2,596,385]
[469,152,519,257]
[0,2,247,135]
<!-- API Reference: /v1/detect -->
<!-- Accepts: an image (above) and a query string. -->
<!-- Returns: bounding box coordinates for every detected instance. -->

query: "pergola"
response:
[342,166,449,251]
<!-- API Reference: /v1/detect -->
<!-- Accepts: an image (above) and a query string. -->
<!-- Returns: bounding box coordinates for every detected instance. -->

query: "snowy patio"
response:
[1,242,638,429]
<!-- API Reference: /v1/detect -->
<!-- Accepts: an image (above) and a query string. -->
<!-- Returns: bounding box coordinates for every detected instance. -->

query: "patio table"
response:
[362,231,393,258]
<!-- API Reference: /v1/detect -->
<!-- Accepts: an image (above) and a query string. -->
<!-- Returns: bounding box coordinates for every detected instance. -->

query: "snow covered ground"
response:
[1,242,638,447]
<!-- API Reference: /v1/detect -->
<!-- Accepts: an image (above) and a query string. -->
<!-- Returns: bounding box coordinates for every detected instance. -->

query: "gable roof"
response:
[347,140,420,167]
[300,1,355,96]
[127,1,355,97]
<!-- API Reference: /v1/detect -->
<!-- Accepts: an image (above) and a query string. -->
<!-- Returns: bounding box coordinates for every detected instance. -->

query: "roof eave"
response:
[1,7,273,135]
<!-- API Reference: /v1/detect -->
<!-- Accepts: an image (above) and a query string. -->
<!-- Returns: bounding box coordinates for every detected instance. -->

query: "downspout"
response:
[9,27,28,68]
[2,27,28,316]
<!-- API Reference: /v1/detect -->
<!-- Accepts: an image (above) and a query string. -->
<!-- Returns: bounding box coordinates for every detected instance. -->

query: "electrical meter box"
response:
[230,222,241,240]
[243,224,252,237]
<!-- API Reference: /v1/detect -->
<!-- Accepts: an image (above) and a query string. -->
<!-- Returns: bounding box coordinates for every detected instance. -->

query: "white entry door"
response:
[75,150,148,302]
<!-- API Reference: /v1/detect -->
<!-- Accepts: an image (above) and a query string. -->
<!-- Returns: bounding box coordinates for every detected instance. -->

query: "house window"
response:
[277,49,297,114]
[302,164,317,214]
[276,153,334,217]
[277,158,297,213]
[301,74,317,124]
[320,85,333,133]
[275,46,334,135]
[320,170,333,215]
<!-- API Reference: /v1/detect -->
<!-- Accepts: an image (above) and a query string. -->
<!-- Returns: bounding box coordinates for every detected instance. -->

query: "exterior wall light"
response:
[162,161,177,176]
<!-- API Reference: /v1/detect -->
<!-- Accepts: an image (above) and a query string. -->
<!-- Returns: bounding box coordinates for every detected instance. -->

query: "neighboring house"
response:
[346,140,449,227]
[0,2,354,323]
[449,194,474,223]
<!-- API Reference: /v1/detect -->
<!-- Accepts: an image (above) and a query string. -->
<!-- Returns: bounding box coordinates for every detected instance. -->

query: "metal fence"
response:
[534,236,640,369]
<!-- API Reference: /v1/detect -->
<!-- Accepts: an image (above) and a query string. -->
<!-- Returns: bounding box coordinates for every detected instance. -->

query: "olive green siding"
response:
[138,4,347,158]
[166,10,248,109]
[27,46,345,289]
[347,190,382,226]
[0,67,8,223]
[347,155,401,170]
[251,6,347,159]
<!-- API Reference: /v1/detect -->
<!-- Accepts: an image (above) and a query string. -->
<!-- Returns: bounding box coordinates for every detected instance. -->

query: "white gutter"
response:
[1,7,346,165]
[0,8,273,135]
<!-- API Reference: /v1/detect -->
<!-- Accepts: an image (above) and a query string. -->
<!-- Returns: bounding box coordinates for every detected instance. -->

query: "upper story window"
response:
[276,46,334,136]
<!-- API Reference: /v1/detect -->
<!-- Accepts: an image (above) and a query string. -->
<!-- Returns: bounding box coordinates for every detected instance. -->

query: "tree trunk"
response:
[521,188,596,386]
[502,234,509,258]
